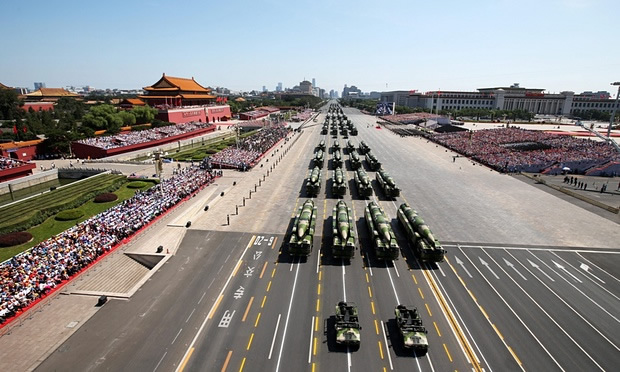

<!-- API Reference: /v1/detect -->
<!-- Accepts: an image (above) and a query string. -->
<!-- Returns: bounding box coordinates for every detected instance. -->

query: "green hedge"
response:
[55,209,84,221]
[0,174,126,235]
[127,181,149,189]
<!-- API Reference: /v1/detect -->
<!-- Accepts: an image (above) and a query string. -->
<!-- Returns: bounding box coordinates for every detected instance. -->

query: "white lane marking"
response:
[478,256,500,279]
[393,261,400,277]
[347,348,352,372]
[552,260,582,283]
[487,250,609,368]
[576,252,620,283]
[153,351,167,372]
[290,262,294,271]
[171,328,182,345]
[185,308,196,323]
[527,258,555,282]
[316,247,321,274]
[425,351,436,372]
[342,259,347,302]
[268,314,282,359]
[579,263,605,284]
[385,262,400,305]
[275,263,302,372]
[455,255,473,278]
[307,316,315,364]
[175,236,255,372]
[208,277,216,289]
[436,262,446,277]
[224,254,231,263]
[503,257,527,280]
[380,321,394,370]
[197,291,207,304]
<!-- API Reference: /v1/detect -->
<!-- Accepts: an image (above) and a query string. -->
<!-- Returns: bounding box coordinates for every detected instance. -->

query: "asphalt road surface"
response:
[38,103,619,372]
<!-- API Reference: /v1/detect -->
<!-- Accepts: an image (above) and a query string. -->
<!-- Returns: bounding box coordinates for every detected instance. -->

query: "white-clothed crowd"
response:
[0,166,215,323]
[0,157,28,170]
[77,122,213,150]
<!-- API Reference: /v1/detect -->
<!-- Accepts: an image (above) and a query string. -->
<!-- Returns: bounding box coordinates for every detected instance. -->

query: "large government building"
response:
[380,83,619,116]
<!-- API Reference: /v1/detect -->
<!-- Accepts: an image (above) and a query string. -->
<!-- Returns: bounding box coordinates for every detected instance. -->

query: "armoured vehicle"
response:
[334,301,361,348]
[365,201,399,260]
[376,168,400,197]
[333,140,340,150]
[317,140,326,151]
[349,150,362,170]
[333,149,343,168]
[321,125,328,135]
[350,125,358,136]
[331,127,338,135]
[365,151,381,171]
[332,200,355,257]
[313,150,324,169]
[354,168,373,197]
[346,140,355,154]
[358,140,371,155]
[341,128,348,138]
[397,203,445,262]
[395,305,428,354]
[332,167,347,196]
[289,199,317,256]
[306,166,321,196]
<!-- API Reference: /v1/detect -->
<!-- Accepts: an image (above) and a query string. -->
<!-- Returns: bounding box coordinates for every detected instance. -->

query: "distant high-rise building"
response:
[312,78,316,88]
[276,82,283,92]
[299,80,313,94]
[329,89,335,99]
[262,85,267,92]
[34,82,46,91]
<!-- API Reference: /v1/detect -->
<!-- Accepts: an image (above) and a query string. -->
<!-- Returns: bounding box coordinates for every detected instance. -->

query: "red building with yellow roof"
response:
[139,73,231,124]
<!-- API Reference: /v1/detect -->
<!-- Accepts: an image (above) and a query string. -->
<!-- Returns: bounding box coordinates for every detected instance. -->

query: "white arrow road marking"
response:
[504,258,527,280]
[454,255,473,278]
[528,259,555,282]
[579,263,605,284]
[479,257,499,279]
[553,260,582,283]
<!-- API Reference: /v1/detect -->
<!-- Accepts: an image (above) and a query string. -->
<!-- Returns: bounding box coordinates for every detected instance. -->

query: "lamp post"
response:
[609,82,620,139]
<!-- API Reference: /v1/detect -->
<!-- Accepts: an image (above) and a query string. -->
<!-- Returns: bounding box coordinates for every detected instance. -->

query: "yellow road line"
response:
[378,341,384,359]
[434,321,442,337]
[425,303,432,316]
[368,286,373,298]
[479,306,489,320]
[492,324,504,340]
[261,295,267,308]
[254,312,261,327]
[371,301,376,314]
[312,362,316,372]
[239,357,246,372]
[317,283,321,295]
[313,337,318,355]
[246,333,254,350]
[271,268,276,278]
[412,273,418,284]
[315,316,319,332]
[443,343,453,362]
[178,347,195,372]
[365,273,369,283]
[374,319,379,334]
[318,270,322,281]
[508,346,522,365]
[271,236,278,249]
[259,262,268,279]
[241,297,254,322]
[220,350,232,372]
[418,288,425,299]
[266,281,272,292]
[469,290,477,302]
[232,260,242,277]
[316,299,320,312]
[208,295,223,319]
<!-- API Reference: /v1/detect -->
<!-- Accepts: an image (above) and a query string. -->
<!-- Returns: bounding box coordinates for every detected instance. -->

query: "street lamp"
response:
[608,82,620,138]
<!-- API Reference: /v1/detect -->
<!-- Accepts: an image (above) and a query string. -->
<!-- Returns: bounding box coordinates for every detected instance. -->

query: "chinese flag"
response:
[13,125,18,134]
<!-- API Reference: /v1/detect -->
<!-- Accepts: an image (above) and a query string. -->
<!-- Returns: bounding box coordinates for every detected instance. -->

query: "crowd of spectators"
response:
[0,157,28,170]
[206,125,290,170]
[431,127,620,173]
[0,166,216,324]
[76,122,213,150]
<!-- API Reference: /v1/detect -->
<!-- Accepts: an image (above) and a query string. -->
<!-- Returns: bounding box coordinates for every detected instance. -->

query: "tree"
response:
[118,111,136,126]
[131,106,157,124]
[81,104,124,133]
[0,89,21,120]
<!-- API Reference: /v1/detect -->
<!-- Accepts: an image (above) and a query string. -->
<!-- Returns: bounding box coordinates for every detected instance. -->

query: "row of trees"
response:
[227,95,323,115]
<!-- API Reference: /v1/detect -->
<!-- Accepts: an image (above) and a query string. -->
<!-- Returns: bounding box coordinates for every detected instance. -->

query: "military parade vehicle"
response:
[358,140,371,155]
[333,149,343,168]
[332,200,355,258]
[306,166,321,196]
[333,140,340,150]
[289,199,317,256]
[376,168,400,197]
[350,125,358,136]
[346,140,355,154]
[365,151,381,171]
[341,127,348,138]
[334,301,361,348]
[354,168,373,197]
[313,149,324,169]
[331,127,338,136]
[395,304,429,354]
[321,125,328,135]
[365,201,399,260]
[332,167,347,196]
[349,150,362,170]
[397,203,445,262]
[317,140,326,151]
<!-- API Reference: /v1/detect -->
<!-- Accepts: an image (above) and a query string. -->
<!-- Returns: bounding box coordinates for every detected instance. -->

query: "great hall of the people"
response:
[381,83,619,116]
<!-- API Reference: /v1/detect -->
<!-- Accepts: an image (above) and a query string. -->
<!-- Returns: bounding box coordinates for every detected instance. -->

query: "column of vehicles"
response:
[292,134,445,264]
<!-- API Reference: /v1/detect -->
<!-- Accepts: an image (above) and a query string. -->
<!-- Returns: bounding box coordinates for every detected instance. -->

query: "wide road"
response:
[38,102,620,372]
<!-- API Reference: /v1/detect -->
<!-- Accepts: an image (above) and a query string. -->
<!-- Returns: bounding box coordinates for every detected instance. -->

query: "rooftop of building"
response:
[143,73,211,94]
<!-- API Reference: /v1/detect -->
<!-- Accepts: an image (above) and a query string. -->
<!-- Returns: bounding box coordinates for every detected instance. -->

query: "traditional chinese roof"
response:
[0,82,11,90]
[143,73,211,94]
[121,98,146,106]
[0,139,44,150]
[181,93,216,99]
[25,88,79,98]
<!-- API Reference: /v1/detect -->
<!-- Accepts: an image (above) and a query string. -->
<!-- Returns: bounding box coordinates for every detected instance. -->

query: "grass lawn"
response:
[0,181,156,263]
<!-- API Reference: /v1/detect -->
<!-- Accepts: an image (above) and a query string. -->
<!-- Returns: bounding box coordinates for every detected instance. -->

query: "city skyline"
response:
[1,0,618,94]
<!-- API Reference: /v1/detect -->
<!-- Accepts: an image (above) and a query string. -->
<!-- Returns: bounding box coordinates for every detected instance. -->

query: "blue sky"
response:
[1,0,618,95]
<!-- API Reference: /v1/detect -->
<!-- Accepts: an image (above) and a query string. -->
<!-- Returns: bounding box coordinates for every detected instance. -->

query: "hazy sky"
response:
[1,0,618,95]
